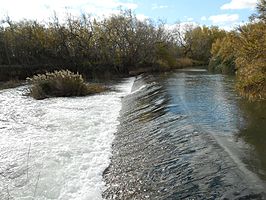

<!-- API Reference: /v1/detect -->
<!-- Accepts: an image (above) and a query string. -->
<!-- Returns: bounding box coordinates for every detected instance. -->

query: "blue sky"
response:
[134,0,255,25]
[0,0,257,30]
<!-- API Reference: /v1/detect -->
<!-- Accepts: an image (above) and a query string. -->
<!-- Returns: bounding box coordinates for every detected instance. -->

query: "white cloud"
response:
[152,3,168,10]
[201,16,207,21]
[221,0,257,10]
[182,16,194,22]
[208,14,239,24]
[136,14,149,21]
[165,22,199,32]
[0,0,138,22]
[219,21,247,31]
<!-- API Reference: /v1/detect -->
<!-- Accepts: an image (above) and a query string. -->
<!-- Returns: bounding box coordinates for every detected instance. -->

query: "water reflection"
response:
[166,71,241,134]
[140,70,266,181]
[166,69,266,180]
[104,69,266,199]
[237,100,266,179]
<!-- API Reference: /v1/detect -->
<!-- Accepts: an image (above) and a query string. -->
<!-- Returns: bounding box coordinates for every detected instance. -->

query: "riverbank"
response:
[0,58,201,92]
[0,80,26,90]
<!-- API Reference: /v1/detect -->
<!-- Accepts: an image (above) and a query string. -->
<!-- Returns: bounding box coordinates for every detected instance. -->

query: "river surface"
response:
[104,69,266,199]
[1,69,266,200]
[0,78,134,200]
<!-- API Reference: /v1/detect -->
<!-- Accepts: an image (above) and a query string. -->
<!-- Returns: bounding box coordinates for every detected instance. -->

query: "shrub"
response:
[176,57,194,67]
[235,23,266,101]
[209,33,237,74]
[208,57,235,74]
[27,70,106,100]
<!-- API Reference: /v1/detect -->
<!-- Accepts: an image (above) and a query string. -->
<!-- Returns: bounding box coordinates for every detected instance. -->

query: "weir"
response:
[1,69,266,199]
[104,69,266,199]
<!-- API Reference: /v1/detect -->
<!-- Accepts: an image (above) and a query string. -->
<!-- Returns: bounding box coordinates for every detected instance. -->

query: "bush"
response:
[176,57,194,67]
[208,57,235,74]
[209,33,237,74]
[235,23,266,101]
[209,22,266,101]
[27,70,106,100]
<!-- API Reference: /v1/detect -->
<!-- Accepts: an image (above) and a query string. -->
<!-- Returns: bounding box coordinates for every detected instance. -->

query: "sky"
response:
[0,0,258,30]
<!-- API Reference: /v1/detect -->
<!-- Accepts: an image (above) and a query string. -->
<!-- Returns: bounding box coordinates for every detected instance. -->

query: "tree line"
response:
[0,10,176,75]
[0,10,226,79]
[0,1,265,100]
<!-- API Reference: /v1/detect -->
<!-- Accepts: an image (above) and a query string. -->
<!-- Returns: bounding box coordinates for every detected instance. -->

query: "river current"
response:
[1,69,266,200]
[104,69,266,200]
[0,78,134,200]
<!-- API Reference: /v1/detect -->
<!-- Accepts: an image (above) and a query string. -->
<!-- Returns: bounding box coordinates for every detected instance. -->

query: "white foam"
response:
[0,77,134,200]
[130,85,147,94]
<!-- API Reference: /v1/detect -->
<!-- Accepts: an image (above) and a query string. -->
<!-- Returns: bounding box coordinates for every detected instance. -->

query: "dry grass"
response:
[176,58,194,68]
[27,70,106,100]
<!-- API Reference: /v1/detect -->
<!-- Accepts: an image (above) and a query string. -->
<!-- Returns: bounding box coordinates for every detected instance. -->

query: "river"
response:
[0,78,134,200]
[0,68,266,199]
[104,69,266,199]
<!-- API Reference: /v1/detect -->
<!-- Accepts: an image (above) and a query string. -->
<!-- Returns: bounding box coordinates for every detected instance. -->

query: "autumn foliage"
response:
[209,0,266,100]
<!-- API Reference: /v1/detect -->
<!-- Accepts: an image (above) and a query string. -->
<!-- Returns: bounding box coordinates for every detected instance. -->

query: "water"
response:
[0,78,134,200]
[104,69,266,199]
[236,100,266,180]
[1,69,266,200]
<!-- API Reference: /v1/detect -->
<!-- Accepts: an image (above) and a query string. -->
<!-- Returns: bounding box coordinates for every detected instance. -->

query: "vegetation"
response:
[250,0,266,22]
[27,70,106,99]
[0,1,265,100]
[235,22,266,100]
[183,26,226,64]
[208,32,237,74]
[0,10,227,81]
[209,0,266,100]
[0,10,178,78]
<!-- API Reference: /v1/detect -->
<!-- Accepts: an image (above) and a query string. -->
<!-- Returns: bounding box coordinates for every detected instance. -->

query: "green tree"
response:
[209,32,238,74]
[250,0,266,22]
[184,26,226,64]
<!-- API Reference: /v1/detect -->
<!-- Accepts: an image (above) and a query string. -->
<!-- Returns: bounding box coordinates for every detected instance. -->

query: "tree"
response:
[250,0,266,22]
[209,32,238,73]
[235,22,266,100]
[183,26,226,64]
